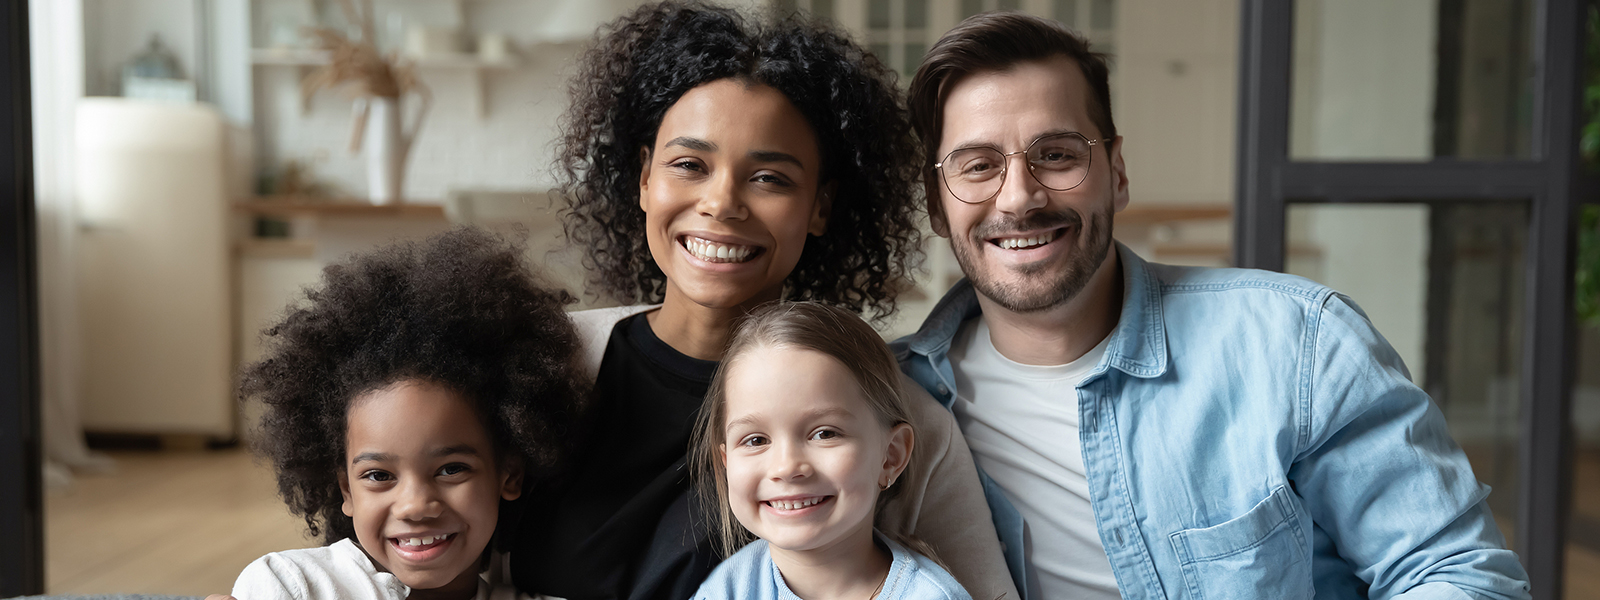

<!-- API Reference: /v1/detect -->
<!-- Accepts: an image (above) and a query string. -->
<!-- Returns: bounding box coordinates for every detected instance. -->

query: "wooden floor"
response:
[42,448,1600,597]
[1567,543,1600,599]
[1567,447,1600,599]
[45,448,317,596]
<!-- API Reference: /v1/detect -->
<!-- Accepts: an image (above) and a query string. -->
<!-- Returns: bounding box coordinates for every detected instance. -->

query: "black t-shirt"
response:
[509,313,721,600]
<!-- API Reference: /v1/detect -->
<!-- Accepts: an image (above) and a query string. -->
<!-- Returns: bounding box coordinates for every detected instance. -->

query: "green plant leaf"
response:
[1578,205,1600,328]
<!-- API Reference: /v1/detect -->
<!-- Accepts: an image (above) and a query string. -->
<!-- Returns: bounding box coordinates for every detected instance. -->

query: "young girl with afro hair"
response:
[229,227,587,600]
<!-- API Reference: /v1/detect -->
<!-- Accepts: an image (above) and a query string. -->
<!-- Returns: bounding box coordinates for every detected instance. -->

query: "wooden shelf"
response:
[234,197,447,218]
[1118,204,1232,226]
[250,48,519,70]
[1150,243,1323,261]
[251,48,518,118]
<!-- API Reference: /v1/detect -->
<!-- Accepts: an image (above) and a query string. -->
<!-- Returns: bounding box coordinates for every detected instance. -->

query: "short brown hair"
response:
[689,302,912,558]
[907,12,1115,220]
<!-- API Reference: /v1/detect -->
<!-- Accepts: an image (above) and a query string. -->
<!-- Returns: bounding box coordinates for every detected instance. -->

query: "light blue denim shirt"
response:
[692,533,973,600]
[892,243,1531,600]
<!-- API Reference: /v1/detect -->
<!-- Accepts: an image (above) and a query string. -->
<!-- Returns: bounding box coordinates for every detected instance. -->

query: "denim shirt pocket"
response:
[1168,485,1313,600]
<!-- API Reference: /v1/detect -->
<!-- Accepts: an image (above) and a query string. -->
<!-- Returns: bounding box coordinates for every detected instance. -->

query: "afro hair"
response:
[239,227,588,545]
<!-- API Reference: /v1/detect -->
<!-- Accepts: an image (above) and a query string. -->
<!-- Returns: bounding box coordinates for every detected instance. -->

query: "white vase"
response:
[364,96,413,205]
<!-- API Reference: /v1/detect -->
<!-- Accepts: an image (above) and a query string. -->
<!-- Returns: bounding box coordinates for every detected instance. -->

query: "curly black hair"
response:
[557,0,924,321]
[240,227,588,545]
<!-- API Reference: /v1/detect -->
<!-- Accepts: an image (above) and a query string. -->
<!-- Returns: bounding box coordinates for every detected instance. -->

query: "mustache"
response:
[973,209,1083,240]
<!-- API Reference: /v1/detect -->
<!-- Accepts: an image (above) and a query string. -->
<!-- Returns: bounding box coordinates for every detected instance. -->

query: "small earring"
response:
[879,478,895,491]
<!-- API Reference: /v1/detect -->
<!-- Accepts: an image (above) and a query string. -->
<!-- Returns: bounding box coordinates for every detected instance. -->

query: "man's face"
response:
[931,55,1128,314]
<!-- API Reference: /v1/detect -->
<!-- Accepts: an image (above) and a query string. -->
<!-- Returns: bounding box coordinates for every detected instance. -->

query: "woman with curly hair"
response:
[228,228,586,600]
[508,2,1016,600]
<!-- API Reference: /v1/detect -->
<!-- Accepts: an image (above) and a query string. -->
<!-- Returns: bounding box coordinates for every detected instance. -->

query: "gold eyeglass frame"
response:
[933,132,1115,204]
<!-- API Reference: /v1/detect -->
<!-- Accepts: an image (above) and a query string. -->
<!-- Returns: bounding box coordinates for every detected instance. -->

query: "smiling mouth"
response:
[989,227,1067,251]
[681,235,763,264]
[390,533,456,554]
[397,533,453,546]
[764,496,833,511]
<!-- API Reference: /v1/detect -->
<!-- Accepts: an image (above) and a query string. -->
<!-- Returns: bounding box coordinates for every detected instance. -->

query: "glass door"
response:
[1234,0,1590,596]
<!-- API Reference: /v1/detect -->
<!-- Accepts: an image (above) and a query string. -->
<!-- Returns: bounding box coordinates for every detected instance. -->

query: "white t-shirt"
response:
[232,538,526,600]
[949,316,1121,600]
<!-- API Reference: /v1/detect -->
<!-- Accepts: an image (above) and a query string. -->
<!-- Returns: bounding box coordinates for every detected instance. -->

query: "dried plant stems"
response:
[300,0,431,153]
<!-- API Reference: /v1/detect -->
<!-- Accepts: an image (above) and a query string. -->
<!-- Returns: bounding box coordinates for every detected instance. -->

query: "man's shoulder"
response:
[1142,261,1334,305]
[1133,262,1358,359]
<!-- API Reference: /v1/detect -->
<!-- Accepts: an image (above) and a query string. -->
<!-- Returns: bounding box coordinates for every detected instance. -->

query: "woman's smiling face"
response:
[639,79,829,312]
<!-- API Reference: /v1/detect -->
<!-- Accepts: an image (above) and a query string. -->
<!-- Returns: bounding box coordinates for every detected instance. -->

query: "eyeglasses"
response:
[933,132,1113,204]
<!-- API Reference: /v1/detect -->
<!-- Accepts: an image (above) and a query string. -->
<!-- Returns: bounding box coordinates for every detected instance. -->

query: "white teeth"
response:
[683,236,756,263]
[997,233,1055,250]
[769,497,824,510]
[400,534,449,547]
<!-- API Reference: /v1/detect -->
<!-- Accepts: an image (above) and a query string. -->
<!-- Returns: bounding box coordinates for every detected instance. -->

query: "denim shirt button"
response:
[937,383,950,397]
[1114,528,1126,546]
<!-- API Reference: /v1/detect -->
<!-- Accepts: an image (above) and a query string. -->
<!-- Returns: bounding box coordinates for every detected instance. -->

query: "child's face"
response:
[720,345,912,554]
[339,380,521,596]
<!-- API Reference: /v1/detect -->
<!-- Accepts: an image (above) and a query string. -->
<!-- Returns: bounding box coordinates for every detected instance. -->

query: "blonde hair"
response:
[690,301,913,559]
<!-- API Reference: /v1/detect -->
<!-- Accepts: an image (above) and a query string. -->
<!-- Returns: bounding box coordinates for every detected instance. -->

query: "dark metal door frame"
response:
[1235,0,1590,595]
[0,0,43,595]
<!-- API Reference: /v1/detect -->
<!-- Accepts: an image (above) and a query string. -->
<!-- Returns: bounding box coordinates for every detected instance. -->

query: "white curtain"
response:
[30,0,114,488]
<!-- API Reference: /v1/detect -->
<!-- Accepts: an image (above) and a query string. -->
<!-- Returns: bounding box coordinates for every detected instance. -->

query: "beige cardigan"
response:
[569,306,1019,600]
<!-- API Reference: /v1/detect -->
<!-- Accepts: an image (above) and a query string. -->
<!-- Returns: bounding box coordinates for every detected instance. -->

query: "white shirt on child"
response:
[949,316,1121,600]
[232,538,526,600]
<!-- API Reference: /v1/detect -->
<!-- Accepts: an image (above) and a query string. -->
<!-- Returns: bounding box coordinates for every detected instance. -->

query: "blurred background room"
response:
[9,0,1600,597]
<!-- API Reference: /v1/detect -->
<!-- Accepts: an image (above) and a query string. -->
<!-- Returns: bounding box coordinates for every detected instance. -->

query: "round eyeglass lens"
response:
[939,132,1095,204]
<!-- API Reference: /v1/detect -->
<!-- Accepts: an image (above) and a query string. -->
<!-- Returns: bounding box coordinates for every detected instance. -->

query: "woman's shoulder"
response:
[689,540,781,600]
[567,305,657,331]
[897,372,955,441]
[567,305,658,379]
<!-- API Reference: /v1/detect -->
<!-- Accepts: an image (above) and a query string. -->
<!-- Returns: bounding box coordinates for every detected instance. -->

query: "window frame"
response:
[1234,0,1592,594]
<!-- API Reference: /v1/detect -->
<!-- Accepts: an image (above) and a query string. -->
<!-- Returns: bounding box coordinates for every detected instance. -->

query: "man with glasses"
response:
[895,12,1531,600]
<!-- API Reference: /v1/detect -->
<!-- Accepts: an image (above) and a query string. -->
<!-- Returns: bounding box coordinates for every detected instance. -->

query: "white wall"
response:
[1114,0,1237,206]
[1291,0,1437,160]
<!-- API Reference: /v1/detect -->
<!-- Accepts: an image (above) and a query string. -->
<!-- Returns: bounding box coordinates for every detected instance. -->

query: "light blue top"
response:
[892,243,1532,600]
[692,533,974,600]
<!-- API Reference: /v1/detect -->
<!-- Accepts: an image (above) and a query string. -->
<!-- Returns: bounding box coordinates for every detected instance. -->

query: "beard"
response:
[950,201,1114,314]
